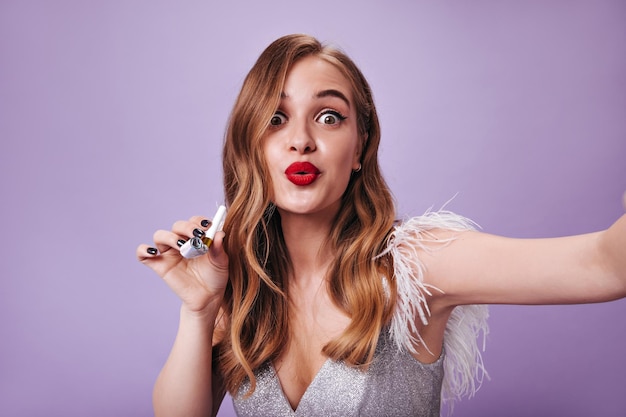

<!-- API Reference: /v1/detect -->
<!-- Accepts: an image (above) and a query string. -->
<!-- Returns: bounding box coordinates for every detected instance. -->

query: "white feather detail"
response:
[377,209,489,410]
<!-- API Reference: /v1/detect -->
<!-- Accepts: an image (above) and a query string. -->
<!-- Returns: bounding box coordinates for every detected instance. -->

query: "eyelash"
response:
[269,112,287,127]
[318,109,347,124]
[269,109,348,128]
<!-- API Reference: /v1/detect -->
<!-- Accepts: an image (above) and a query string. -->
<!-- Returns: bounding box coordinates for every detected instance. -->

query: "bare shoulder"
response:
[391,223,479,278]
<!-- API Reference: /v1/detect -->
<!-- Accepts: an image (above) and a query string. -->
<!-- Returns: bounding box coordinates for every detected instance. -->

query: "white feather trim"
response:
[378,209,489,410]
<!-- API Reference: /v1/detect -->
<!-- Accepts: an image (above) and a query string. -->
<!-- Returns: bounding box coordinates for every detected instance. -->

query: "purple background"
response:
[1,1,625,416]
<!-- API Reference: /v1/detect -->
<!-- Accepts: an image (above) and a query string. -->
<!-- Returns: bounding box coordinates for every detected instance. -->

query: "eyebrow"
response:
[280,89,351,108]
[315,89,351,108]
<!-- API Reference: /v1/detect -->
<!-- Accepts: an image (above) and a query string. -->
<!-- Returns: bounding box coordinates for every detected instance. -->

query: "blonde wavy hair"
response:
[218,34,397,395]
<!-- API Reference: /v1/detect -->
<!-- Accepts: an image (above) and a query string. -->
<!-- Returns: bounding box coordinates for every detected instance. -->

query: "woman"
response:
[137,34,626,417]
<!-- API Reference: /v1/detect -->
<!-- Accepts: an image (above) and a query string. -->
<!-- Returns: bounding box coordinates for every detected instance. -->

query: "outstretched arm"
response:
[422,198,626,307]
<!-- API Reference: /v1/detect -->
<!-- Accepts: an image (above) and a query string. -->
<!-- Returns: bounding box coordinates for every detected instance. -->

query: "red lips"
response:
[285,161,320,186]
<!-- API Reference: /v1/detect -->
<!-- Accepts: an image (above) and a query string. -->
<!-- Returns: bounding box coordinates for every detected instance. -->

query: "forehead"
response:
[282,56,353,101]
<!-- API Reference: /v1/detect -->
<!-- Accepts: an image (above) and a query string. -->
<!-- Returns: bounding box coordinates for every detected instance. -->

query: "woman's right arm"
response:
[137,216,230,417]
[153,303,224,417]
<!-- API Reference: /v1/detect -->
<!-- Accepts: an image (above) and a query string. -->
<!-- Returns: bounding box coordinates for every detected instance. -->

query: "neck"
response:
[279,208,336,286]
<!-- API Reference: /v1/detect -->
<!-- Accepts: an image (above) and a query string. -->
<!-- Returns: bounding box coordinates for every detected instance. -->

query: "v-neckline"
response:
[270,358,332,413]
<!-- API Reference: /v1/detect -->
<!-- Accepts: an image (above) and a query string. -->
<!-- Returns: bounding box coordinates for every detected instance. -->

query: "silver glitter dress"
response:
[232,331,444,417]
[232,211,490,416]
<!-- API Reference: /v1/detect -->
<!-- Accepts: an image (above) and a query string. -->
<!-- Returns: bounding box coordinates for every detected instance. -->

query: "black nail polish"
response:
[201,219,210,228]
[177,239,186,247]
[147,247,158,255]
[193,228,205,238]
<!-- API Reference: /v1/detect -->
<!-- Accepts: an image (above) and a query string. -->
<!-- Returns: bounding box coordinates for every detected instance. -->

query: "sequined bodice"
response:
[231,331,444,417]
[230,212,490,415]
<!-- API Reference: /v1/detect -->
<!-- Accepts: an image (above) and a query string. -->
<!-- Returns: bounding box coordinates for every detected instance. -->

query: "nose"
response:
[288,121,316,154]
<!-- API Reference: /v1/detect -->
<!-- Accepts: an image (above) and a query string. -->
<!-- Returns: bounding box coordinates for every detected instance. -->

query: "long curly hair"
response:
[218,34,397,395]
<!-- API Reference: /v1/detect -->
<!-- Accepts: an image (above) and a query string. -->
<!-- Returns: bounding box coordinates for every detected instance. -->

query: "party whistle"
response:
[179,205,227,259]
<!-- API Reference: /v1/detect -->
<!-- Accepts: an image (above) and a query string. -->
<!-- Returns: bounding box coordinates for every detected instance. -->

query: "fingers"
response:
[190,215,212,227]
[136,230,181,261]
[137,216,213,261]
[153,229,186,254]
[171,218,210,241]
[207,231,229,270]
[136,243,159,262]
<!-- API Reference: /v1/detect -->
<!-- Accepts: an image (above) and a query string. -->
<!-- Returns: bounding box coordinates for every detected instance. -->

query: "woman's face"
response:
[262,56,362,219]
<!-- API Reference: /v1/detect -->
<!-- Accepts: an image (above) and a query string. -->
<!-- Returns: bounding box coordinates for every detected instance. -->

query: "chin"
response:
[275,198,342,218]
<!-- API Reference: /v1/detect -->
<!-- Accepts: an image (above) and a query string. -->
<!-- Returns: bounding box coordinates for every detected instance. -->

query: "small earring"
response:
[353,163,362,173]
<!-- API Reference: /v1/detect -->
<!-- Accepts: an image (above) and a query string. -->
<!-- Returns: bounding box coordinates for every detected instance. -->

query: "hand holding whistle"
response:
[179,205,227,259]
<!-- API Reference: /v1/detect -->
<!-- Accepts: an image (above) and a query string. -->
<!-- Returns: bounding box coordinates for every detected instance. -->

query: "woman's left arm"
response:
[423,210,626,307]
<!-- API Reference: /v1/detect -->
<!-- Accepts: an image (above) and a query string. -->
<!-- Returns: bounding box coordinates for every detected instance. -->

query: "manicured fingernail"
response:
[177,239,186,247]
[201,219,210,228]
[193,228,205,238]
[147,247,158,255]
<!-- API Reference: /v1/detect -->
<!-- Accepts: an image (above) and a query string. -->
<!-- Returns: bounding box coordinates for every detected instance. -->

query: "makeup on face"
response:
[262,57,361,217]
[285,161,320,186]
[179,205,227,259]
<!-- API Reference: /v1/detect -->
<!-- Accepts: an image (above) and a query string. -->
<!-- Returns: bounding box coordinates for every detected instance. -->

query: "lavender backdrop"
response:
[1,1,625,416]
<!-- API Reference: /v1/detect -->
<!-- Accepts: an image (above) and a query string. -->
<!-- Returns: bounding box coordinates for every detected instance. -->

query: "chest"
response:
[273,303,350,410]
[233,333,444,417]
[270,290,447,410]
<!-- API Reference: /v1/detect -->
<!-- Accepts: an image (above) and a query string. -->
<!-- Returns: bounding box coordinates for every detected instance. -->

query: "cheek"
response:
[262,139,278,170]
[325,146,358,189]
[335,140,360,170]
[262,143,283,194]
